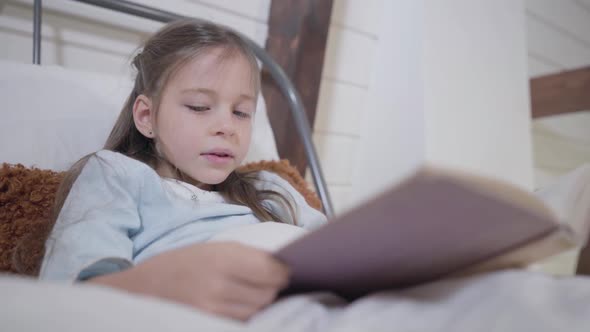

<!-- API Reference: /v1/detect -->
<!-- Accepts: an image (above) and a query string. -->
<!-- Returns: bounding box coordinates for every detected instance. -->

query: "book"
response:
[274,164,590,300]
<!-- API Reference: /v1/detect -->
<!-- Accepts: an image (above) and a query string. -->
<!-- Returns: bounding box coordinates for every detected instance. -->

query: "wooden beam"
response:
[261,0,333,174]
[576,244,590,276]
[531,66,590,118]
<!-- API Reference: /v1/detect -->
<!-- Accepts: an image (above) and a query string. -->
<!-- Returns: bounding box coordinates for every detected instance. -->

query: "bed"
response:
[2,1,590,331]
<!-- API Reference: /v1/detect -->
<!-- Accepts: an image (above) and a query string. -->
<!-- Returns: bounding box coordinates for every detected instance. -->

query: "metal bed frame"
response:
[30,0,334,217]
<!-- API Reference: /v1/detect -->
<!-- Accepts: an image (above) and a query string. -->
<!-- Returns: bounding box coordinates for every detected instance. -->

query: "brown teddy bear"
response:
[0,160,321,277]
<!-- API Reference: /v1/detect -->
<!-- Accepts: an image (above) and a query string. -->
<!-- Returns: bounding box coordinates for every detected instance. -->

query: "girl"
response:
[39,19,326,321]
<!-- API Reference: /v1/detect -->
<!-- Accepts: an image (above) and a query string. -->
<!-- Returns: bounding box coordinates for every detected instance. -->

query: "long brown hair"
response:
[51,20,296,228]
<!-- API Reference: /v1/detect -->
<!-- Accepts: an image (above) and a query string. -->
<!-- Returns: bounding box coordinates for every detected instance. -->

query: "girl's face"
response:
[135,47,257,189]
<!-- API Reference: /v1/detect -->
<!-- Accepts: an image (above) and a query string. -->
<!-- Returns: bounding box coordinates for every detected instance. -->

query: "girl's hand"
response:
[89,242,290,321]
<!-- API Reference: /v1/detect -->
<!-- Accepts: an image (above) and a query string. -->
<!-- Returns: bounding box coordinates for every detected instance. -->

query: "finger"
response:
[218,281,278,309]
[204,300,259,322]
[227,250,290,288]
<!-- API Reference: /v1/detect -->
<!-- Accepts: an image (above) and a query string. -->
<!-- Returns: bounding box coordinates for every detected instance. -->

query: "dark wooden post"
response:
[576,245,590,276]
[261,0,333,175]
[531,66,590,118]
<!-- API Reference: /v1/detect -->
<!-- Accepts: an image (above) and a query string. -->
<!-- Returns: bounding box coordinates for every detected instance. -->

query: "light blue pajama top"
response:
[39,150,326,281]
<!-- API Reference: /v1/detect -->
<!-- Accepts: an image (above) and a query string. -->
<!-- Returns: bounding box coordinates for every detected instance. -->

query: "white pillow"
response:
[0,275,242,331]
[534,163,590,244]
[527,164,590,275]
[208,222,308,252]
[0,60,278,171]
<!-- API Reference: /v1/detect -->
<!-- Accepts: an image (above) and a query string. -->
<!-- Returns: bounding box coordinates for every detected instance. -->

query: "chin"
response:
[196,170,233,186]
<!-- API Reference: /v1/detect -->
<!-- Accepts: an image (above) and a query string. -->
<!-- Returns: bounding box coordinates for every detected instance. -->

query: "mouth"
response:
[201,149,235,164]
[201,149,234,158]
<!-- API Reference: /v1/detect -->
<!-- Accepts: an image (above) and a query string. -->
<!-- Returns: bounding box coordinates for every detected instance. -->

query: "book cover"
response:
[275,166,583,299]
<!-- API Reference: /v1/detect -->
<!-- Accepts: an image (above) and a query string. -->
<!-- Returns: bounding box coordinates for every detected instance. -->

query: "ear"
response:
[132,94,155,138]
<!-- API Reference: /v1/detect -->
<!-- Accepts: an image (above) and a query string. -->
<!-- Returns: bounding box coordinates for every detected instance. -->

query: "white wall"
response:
[348,0,426,203]
[422,1,532,187]
[0,0,270,77]
[317,0,532,212]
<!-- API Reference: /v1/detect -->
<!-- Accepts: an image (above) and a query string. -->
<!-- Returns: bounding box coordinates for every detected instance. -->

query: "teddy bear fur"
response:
[0,159,322,277]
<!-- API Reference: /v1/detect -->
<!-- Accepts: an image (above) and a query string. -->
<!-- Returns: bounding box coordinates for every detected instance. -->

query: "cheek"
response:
[157,110,203,152]
[166,124,204,151]
[241,123,253,146]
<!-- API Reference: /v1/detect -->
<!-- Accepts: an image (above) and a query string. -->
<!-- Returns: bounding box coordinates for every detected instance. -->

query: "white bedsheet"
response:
[3,270,590,332]
[252,270,590,331]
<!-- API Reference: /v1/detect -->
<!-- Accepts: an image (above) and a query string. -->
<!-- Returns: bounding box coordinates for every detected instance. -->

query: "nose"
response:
[212,110,236,137]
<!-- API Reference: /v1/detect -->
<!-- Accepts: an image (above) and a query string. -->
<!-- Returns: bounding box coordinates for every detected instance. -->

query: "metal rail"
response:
[32,0,42,64]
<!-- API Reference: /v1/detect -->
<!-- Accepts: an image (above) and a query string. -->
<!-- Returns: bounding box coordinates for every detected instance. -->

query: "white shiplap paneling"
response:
[140,0,269,44]
[526,0,590,77]
[322,26,377,87]
[331,0,382,38]
[312,132,358,185]
[7,0,269,45]
[314,79,365,136]
[314,0,383,213]
[189,0,271,22]
[526,15,590,70]
[0,2,148,75]
[0,0,270,76]
[528,56,561,77]
[326,184,353,215]
[526,0,590,45]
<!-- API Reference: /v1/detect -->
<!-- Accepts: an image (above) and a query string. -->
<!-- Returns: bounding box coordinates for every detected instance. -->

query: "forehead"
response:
[167,47,257,95]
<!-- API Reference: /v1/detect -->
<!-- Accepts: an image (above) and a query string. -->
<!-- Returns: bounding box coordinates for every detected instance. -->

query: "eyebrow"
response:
[181,88,256,102]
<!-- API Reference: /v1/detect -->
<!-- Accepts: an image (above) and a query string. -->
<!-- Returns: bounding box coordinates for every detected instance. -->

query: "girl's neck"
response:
[156,164,213,191]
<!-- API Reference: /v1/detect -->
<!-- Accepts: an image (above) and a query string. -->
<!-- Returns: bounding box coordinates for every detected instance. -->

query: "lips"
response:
[201,148,234,158]
[200,148,235,166]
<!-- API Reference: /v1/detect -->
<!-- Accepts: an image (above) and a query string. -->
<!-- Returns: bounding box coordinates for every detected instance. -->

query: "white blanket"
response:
[3,270,590,332]
[252,270,590,331]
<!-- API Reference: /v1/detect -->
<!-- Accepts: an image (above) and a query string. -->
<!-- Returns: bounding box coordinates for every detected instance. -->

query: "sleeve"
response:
[256,171,327,230]
[39,153,142,282]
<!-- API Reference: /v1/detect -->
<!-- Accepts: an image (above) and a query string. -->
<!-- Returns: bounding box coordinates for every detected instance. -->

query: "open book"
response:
[274,165,590,300]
